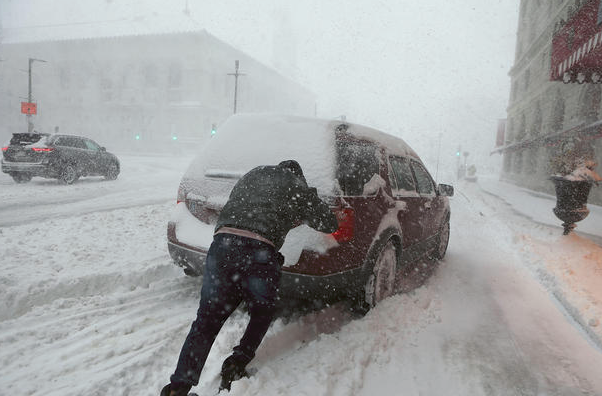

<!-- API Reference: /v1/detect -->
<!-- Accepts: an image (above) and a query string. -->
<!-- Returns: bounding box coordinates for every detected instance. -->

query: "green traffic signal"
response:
[172,135,177,140]
[135,134,140,140]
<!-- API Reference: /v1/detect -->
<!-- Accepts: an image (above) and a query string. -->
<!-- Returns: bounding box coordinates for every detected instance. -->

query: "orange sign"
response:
[21,102,37,115]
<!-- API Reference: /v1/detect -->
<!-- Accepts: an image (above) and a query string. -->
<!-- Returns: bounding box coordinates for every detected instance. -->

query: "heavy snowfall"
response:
[1,154,601,396]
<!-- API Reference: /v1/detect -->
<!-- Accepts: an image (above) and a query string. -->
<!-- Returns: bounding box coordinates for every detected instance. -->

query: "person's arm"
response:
[299,187,339,234]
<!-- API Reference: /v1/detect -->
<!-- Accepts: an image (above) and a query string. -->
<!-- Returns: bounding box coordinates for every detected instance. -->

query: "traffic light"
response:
[172,135,177,141]
[456,150,460,156]
[135,134,141,140]
[211,124,217,136]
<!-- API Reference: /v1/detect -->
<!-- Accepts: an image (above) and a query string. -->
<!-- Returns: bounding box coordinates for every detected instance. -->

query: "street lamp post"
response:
[27,58,47,133]
[227,60,246,114]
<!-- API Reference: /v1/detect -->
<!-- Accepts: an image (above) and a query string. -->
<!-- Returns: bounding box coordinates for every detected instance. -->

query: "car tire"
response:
[431,215,450,260]
[104,162,119,180]
[11,173,32,183]
[362,238,399,311]
[183,268,201,277]
[59,164,79,185]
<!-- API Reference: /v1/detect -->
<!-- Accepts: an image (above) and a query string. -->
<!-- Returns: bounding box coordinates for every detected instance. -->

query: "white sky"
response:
[0,0,519,174]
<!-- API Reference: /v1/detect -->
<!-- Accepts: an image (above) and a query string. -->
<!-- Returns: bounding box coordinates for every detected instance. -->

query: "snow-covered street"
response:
[1,155,602,396]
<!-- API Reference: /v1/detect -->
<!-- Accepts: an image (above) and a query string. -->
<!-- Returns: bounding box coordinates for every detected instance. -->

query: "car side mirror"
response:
[100,147,106,152]
[438,184,454,197]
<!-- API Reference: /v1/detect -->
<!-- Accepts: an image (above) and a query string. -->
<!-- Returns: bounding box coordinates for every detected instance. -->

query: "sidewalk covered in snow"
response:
[475,175,602,348]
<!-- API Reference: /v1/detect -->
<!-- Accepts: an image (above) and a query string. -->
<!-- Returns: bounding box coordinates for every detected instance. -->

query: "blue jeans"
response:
[170,233,283,387]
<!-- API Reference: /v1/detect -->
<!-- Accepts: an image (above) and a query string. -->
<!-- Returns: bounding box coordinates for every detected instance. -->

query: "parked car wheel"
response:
[104,162,119,180]
[364,238,398,308]
[11,173,32,183]
[59,164,79,185]
[431,216,450,260]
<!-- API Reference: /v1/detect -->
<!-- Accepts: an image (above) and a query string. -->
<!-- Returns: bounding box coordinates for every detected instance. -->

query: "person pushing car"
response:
[161,160,338,395]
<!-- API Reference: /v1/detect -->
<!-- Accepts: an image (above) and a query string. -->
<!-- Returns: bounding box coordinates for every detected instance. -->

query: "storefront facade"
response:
[500,0,602,205]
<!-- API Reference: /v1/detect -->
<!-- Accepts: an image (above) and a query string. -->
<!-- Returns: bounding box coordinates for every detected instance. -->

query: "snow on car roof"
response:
[183,113,422,194]
[184,113,339,194]
[343,122,421,161]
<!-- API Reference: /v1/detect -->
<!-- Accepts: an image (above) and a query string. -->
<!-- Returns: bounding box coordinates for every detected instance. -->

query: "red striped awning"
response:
[551,0,602,83]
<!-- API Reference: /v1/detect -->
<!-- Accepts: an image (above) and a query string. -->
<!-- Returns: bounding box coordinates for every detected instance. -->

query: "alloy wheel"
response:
[60,165,78,184]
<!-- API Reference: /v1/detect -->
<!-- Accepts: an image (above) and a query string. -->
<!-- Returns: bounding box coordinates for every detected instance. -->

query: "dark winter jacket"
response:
[215,161,339,251]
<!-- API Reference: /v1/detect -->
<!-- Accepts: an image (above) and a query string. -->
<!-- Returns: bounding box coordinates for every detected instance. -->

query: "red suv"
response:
[167,114,453,308]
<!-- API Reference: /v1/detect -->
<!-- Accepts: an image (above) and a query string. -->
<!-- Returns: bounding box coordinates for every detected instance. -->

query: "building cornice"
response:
[509,2,573,77]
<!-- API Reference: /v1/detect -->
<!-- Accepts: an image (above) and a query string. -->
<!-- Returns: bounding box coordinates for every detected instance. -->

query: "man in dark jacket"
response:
[162,160,338,396]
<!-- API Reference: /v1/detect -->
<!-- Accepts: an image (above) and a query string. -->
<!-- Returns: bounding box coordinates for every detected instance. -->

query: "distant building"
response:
[497,0,602,205]
[0,30,315,151]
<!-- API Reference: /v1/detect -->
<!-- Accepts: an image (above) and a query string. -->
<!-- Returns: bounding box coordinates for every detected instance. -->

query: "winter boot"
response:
[160,383,192,396]
[219,355,250,392]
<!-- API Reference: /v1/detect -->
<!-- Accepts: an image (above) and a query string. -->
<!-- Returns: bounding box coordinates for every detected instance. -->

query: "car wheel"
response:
[364,239,398,308]
[183,268,201,277]
[59,164,78,185]
[104,162,119,180]
[431,216,450,260]
[11,173,32,183]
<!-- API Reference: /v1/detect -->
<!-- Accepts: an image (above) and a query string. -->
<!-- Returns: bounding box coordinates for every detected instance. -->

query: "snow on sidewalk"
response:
[476,175,602,348]
[477,175,602,239]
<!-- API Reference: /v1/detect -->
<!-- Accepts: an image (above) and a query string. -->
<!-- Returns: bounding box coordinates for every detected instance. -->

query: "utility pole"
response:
[27,57,46,133]
[227,60,246,114]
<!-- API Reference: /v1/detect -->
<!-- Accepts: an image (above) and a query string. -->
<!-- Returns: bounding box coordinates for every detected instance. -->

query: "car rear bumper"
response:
[1,160,53,176]
[167,240,208,276]
[167,239,364,301]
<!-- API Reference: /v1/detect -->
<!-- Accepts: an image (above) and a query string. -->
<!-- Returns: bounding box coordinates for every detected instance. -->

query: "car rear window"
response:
[10,133,45,146]
[336,140,379,196]
[183,114,337,195]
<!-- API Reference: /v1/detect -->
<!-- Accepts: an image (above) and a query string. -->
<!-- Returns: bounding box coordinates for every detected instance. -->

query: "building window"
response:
[60,68,70,89]
[550,97,565,133]
[169,63,182,88]
[144,64,159,87]
[579,84,601,123]
[516,114,527,141]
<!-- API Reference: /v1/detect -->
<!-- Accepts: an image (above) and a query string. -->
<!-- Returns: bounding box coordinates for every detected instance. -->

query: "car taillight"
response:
[176,185,186,204]
[332,207,355,242]
[31,147,54,152]
[1,146,7,152]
